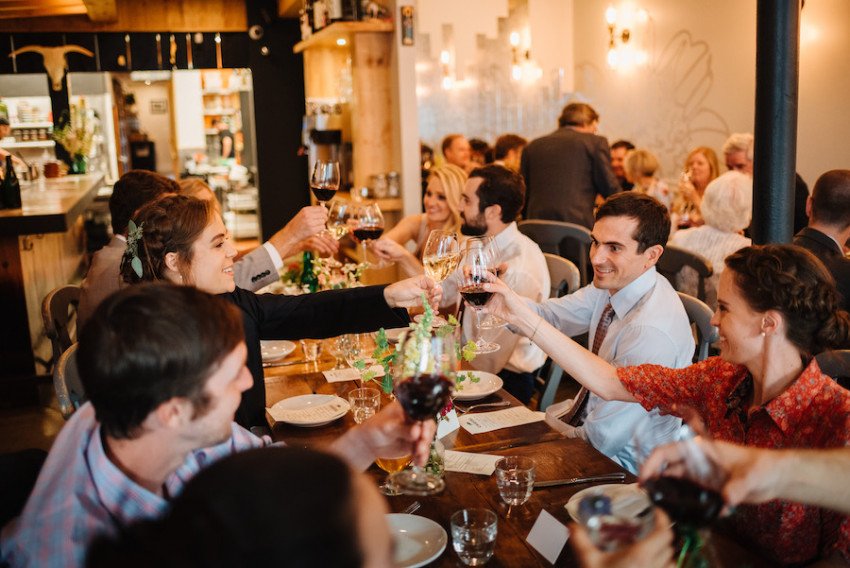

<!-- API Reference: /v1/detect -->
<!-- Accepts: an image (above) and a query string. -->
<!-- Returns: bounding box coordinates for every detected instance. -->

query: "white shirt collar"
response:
[604,266,658,319]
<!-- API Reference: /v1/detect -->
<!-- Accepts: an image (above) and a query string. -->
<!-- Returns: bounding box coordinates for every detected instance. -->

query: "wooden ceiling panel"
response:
[0,0,87,19]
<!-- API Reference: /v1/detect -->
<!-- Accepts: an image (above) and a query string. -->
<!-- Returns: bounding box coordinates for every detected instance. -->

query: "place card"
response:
[459,406,545,435]
[444,450,502,475]
[322,365,384,383]
[436,408,460,439]
[526,509,570,564]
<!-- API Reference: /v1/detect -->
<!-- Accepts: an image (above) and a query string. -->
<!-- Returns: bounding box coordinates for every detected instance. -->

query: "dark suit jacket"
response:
[225,285,409,428]
[794,227,850,311]
[520,127,621,228]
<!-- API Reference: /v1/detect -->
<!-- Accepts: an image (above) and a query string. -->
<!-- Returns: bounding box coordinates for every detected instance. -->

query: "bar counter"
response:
[0,173,104,391]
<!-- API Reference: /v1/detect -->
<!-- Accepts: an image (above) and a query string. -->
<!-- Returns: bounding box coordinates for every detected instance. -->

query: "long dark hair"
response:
[725,244,850,356]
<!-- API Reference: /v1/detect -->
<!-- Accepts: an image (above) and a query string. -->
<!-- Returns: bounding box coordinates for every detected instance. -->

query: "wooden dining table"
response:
[263,342,769,567]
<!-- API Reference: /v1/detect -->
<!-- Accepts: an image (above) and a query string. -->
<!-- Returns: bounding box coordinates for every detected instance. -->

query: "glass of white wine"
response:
[375,454,411,495]
[326,200,350,240]
[422,230,461,283]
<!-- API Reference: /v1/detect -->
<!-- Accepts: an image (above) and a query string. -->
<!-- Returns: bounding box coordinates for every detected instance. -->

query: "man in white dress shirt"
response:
[443,165,549,403]
[529,192,694,473]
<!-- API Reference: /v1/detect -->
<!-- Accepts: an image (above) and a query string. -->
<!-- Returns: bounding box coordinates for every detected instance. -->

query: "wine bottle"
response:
[2,154,21,209]
[300,251,319,293]
[327,0,343,22]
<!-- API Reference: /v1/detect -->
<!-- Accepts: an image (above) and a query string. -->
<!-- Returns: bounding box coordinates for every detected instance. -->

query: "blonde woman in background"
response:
[670,170,752,309]
[624,149,672,210]
[671,146,720,229]
[371,164,467,277]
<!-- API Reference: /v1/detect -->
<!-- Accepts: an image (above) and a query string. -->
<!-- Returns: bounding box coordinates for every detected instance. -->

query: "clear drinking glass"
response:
[451,508,498,566]
[457,239,500,354]
[375,454,411,496]
[388,329,457,495]
[310,159,340,208]
[348,387,381,424]
[300,339,322,371]
[495,456,535,514]
[477,235,507,330]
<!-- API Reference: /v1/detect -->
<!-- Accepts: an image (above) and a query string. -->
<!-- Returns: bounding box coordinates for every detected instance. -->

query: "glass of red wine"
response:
[635,406,723,565]
[310,159,340,208]
[476,235,508,330]
[457,238,500,354]
[351,203,390,268]
[388,329,457,495]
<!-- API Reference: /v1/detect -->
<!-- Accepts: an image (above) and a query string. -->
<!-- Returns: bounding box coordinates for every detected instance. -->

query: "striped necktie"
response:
[562,302,615,426]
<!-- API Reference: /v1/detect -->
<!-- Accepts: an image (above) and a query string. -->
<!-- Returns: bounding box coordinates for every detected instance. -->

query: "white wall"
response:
[172,70,206,154]
[572,0,849,184]
[128,82,174,175]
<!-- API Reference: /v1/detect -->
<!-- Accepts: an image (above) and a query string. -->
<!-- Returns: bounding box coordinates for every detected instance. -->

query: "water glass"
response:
[348,387,380,424]
[495,456,535,506]
[451,509,497,566]
[300,339,322,369]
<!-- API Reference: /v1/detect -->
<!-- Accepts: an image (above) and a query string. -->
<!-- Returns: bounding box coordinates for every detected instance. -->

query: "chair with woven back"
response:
[518,220,593,287]
[534,255,581,411]
[41,284,81,372]
[656,245,713,303]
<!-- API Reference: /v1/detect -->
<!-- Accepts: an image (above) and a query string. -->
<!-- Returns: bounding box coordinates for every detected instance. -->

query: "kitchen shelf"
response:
[203,108,238,116]
[3,140,55,149]
[10,122,53,129]
[293,21,393,54]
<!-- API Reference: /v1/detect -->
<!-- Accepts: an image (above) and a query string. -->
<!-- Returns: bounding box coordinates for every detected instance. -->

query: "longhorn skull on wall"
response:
[9,45,94,91]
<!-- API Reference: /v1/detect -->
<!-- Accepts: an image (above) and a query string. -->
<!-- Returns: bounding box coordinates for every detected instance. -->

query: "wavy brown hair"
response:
[120,195,214,285]
[725,244,850,356]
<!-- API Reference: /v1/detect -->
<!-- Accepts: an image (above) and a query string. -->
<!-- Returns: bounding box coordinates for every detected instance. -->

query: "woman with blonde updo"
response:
[624,149,672,210]
[371,163,467,277]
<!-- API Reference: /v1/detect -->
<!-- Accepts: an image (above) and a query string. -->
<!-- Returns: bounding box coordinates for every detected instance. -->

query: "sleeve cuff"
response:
[263,241,284,270]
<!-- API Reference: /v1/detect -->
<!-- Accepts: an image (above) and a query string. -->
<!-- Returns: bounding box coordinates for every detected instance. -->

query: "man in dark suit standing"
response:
[794,169,850,310]
[520,103,621,228]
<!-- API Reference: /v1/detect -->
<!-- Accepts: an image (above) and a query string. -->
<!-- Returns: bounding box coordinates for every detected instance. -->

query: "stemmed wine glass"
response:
[310,159,340,209]
[476,235,508,330]
[326,200,350,241]
[457,238,500,354]
[422,230,461,283]
[351,203,388,268]
[387,329,457,495]
[635,406,724,566]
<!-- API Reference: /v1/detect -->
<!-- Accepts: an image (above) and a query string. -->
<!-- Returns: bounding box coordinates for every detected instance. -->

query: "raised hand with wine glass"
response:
[310,159,340,208]
[457,237,500,354]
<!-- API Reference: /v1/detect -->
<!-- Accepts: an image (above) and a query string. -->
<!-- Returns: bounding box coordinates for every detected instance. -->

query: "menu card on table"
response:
[322,365,384,383]
[459,406,545,434]
[444,450,502,475]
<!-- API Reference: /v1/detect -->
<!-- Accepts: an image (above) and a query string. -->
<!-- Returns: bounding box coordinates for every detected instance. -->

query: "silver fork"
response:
[455,400,511,414]
[402,501,421,514]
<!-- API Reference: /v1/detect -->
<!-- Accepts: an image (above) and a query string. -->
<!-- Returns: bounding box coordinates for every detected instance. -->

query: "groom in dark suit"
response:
[794,169,850,311]
[520,103,621,229]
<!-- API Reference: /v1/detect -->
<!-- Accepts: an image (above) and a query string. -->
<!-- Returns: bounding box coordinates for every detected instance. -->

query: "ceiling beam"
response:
[0,0,83,9]
[82,0,117,22]
[0,6,87,19]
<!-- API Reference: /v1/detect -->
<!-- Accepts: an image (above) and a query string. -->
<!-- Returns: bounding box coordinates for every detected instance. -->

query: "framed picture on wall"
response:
[150,100,168,114]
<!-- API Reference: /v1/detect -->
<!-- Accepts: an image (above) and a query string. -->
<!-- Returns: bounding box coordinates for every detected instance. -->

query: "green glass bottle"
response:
[1,154,21,209]
[300,251,319,293]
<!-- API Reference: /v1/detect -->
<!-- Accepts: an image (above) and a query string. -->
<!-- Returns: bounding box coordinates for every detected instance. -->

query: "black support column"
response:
[751,0,801,244]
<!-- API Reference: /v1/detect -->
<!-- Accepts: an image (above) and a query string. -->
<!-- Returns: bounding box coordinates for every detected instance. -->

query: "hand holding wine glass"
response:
[422,230,460,283]
[310,159,340,208]
[351,202,388,268]
[388,329,457,495]
[457,239,500,354]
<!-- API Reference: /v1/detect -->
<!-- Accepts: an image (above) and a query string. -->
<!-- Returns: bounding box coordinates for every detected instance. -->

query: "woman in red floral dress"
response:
[486,244,850,566]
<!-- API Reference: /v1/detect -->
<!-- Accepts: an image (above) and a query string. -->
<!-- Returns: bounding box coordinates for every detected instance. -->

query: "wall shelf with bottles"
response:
[10,121,53,129]
[293,21,393,54]
[2,140,55,149]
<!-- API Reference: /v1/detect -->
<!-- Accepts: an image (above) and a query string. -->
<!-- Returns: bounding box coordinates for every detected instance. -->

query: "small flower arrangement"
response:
[312,256,367,290]
[52,102,95,158]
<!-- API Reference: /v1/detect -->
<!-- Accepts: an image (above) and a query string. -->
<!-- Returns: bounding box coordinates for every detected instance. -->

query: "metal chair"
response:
[815,350,850,390]
[41,284,81,372]
[543,253,580,299]
[657,246,713,303]
[677,292,719,363]
[519,220,593,286]
[54,343,86,420]
[534,255,582,411]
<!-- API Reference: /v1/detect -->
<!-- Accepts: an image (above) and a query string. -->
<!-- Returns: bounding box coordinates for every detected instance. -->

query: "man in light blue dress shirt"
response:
[530,192,694,473]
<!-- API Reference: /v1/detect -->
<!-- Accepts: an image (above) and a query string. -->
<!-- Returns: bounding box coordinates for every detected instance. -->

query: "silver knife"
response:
[533,472,627,489]
[262,359,308,368]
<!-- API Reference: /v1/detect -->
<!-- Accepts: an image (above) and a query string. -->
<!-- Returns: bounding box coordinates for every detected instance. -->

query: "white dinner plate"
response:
[413,314,448,328]
[267,394,349,427]
[382,327,411,344]
[260,340,296,362]
[565,483,651,523]
[453,371,504,401]
[387,513,448,568]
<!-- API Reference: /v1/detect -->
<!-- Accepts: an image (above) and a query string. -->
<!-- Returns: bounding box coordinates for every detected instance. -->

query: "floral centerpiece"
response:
[271,255,368,295]
[52,102,96,174]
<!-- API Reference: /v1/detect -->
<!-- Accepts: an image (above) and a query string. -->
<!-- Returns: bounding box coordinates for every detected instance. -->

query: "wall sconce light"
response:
[509,29,542,83]
[605,4,648,69]
[440,49,455,90]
